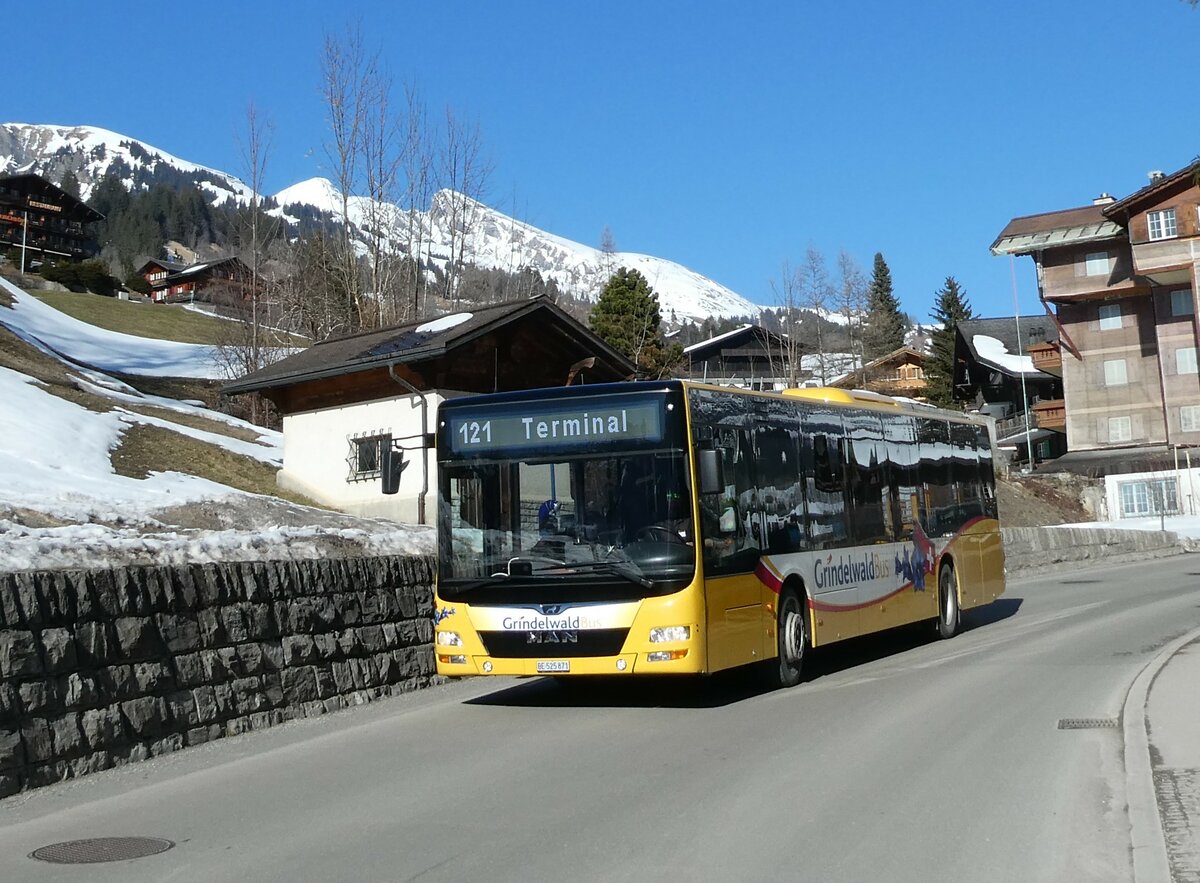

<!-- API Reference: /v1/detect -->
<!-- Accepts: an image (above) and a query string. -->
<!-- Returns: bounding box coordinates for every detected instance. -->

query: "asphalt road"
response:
[1,555,1198,883]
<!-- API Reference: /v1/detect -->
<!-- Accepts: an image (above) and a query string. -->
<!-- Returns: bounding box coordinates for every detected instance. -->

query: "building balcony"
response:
[1027,344,1061,376]
[1130,237,1199,285]
[1031,398,1066,432]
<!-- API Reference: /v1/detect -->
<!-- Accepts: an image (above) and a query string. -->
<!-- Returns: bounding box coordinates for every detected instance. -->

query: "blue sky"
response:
[10,1,1199,320]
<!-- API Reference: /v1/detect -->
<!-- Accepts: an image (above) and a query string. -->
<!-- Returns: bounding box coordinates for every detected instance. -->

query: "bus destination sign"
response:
[447,398,664,454]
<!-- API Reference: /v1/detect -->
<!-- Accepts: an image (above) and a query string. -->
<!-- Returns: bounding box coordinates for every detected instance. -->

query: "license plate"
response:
[537,660,570,673]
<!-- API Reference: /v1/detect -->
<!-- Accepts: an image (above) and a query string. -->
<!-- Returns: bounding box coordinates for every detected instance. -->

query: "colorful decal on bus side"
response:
[752,517,994,612]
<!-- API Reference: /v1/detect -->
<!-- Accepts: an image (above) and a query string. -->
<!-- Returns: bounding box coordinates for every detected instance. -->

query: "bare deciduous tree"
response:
[799,245,832,384]
[835,250,867,381]
[768,261,807,388]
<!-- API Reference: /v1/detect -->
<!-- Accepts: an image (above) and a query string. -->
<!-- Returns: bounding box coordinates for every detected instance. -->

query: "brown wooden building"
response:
[992,159,1200,461]
[829,346,927,398]
[135,256,251,304]
[223,296,635,524]
[0,174,103,266]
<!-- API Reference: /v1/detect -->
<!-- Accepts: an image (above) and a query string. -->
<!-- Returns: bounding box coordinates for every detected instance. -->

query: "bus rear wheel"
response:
[937,563,959,639]
[768,589,808,688]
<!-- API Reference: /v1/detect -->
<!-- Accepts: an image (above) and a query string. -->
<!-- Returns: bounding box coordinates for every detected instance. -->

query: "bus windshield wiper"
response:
[545,560,655,589]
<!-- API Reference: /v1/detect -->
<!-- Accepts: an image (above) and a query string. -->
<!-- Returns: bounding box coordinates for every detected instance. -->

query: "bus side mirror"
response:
[698,448,723,496]
[381,443,407,495]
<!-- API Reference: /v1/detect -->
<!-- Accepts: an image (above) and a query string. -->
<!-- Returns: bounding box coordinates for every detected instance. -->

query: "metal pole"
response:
[1010,256,1034,471]
[20,211,28,274]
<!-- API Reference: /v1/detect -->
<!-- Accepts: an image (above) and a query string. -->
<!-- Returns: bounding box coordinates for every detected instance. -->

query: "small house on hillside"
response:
[683,324,805,390]
[223,295,635,524]
[830,346,927,398]
[136,256,250,305]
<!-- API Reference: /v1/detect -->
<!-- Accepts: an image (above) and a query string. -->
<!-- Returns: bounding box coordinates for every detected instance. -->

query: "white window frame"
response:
[1170,289,1195,317]
[1182,405,1200,433]
[1084,252,1109,276]
[1178,347,1198,375]
[1119,478,1179,517]
[1098,303,1122,331]
[1103,359,1128,386]
[1147,208,1177,241]
[1108,415,1132,443]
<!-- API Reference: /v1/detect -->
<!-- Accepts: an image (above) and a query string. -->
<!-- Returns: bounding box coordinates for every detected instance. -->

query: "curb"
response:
[1124,623,1200,883]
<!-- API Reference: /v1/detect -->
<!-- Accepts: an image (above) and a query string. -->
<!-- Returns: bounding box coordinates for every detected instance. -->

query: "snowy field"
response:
[1056,515,1200,541]
[0,278,433,571]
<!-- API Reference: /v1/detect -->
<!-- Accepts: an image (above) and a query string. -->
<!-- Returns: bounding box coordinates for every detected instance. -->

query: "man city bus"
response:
[427,380,1004,687]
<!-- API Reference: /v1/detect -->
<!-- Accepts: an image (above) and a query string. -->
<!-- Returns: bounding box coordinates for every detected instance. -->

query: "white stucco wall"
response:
[277,392,450,525]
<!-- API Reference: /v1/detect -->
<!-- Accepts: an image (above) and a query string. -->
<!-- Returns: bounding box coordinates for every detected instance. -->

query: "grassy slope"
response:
[28,289,308,347]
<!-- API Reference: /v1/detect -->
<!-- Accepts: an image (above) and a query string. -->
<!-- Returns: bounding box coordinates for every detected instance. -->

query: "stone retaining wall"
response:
[1002,526,1187,575]
[0,556,437,797]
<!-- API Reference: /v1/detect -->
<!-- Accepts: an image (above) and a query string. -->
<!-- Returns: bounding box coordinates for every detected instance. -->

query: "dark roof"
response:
[957,316,1058,360]
[1034,445,1186,478]
[1103,159,1200,221]
[991,204,1108,242]
[0,173,104,223]
[136,258,189,274]
[683,324,787,359]
[223,295,635,395]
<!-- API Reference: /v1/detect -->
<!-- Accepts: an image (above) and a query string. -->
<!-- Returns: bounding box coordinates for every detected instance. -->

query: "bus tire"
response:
[937,562,960,639]
[768,588,808,688]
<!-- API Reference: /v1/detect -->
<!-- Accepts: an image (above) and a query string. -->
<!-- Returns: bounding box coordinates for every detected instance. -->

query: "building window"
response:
[1108,416,1132,443]
[1085,252,1109,276]
[1119,478,1179,518]
[1103,359,1127,386]
[1178,347,1198,375]
[346,432,391,482]
[1182,405,1200,433]
[1147,208,1177,241]
[1098,303,1121,331]
[1171,289,1195,317]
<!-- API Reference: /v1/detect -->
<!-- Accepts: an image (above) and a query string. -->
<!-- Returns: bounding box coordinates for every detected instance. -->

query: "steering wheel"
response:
[634,525,688,545]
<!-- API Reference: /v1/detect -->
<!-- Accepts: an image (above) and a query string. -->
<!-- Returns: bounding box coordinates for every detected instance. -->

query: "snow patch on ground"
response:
[0,282,435,571]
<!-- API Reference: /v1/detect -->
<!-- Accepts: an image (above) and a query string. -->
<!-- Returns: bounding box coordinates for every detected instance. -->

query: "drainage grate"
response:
[30,837,175,864]
[1058,718,1119,730]
[1060,579,1101,585]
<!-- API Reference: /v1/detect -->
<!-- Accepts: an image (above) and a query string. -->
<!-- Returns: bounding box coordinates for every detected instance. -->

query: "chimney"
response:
[1092,193,1115,205]
[1148,170,1165,183]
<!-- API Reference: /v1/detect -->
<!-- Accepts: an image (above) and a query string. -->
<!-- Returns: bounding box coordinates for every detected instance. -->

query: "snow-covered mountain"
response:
[1,123,761,323]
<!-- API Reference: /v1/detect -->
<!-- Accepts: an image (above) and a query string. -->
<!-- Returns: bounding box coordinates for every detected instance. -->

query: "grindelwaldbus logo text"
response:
[501,613,607,631]
[814,550,894,589]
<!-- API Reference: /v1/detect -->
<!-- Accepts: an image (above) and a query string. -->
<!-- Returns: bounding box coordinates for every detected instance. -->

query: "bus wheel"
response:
[937,563,959,639]
[770,589,808,688]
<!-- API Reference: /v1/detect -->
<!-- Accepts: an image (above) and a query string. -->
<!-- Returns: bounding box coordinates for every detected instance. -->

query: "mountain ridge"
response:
[1,122,762,323]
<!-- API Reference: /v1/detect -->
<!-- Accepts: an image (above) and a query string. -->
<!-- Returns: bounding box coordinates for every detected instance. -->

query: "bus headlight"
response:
[436,631,463,647]
[649,626,690,643]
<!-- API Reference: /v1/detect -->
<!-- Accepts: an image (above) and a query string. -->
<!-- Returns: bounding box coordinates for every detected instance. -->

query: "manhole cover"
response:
[30,837,175,864]
[1058,718,1119,730]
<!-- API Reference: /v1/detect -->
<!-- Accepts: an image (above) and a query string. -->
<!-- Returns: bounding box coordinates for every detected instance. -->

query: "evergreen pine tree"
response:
[59,169,81,199]
[862,252,907,360]
[590,267,683,379]
[926,276,976,407]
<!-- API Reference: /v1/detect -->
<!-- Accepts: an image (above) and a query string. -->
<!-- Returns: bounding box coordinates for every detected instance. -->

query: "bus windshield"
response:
[438,449,696,601]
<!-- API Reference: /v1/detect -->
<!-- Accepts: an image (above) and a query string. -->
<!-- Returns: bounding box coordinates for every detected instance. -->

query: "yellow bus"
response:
[431,380,1004,687]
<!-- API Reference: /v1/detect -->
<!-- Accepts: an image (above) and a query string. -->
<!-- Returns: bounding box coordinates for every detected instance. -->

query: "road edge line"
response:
[1124,623,1200,883]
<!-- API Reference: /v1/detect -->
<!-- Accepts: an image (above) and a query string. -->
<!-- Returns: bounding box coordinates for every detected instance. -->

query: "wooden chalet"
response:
[682,324,803,391]
[830,346,927,398]
[136,256,250,304]
[223,296,636,524]
[0,174,103,265]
